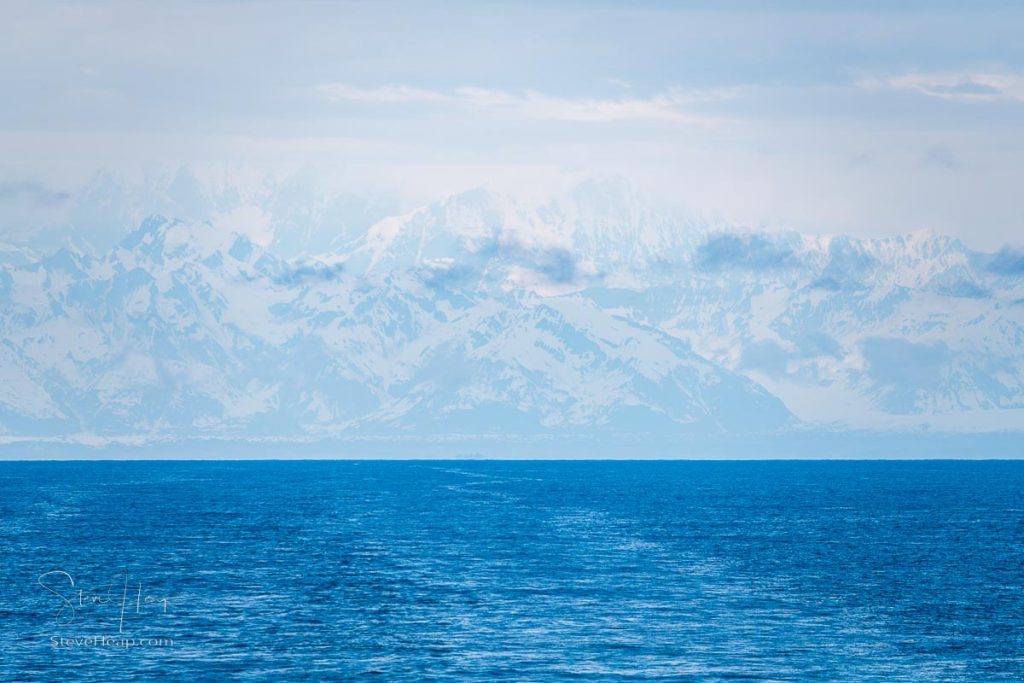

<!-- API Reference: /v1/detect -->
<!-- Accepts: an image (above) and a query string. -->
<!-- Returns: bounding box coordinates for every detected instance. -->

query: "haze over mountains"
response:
[1,172,1022,456]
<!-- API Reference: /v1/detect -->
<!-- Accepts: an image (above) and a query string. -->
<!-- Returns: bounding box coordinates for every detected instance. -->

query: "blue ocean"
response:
[1,461,1022,681]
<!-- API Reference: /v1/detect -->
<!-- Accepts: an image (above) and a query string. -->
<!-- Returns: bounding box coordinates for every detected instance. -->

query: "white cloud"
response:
[213,205,274,247]
[316,82,733,124]
[315,83,449,104]
[858,71,1024,102]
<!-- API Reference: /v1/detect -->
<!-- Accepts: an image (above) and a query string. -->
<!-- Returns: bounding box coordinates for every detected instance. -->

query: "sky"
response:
[1,0,1023,249]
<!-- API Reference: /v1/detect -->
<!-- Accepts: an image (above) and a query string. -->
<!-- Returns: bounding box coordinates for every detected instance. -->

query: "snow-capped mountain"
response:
[1,179,1023,452]
[589,230,1024,429]
[11,168,401,258]
[0,206,790,445]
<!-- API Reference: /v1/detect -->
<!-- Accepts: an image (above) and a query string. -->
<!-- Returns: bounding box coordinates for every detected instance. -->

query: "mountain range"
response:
[1,176,1022,456]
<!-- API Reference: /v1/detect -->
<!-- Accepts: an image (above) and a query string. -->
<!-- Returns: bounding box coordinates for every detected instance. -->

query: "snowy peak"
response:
[1,180,1023,445]
[341,180,704,293]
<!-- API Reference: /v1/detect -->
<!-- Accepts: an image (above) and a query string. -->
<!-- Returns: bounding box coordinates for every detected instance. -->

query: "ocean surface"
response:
[1,460,1022,682]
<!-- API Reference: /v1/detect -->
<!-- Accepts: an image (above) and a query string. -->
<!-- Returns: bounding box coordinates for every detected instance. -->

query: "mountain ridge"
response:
[1,180,1022,454]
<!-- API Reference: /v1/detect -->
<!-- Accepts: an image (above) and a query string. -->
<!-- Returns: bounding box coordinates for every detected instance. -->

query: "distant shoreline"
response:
[1,429,1021,460]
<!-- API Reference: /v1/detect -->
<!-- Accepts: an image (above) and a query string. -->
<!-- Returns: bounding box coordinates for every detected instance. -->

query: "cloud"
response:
[920,146,960,170]
[988,247,1024,275]
[315,84,449,104]
[413,231,593,290]
[0,181,70,207]
[857,71,1024,102]
[273,261,346,286]
[316,82,731,124]
[419,262,478,291]
[529,246,578,284]
[478,238,585,285]
[694,233,796,271]
[213,205,273,247]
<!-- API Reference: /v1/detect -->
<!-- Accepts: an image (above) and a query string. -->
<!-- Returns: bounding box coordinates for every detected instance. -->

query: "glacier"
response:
[1,176,1022,457]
